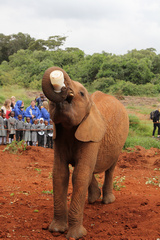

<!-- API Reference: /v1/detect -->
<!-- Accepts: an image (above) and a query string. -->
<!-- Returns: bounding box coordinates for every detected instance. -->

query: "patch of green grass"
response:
[129,115,152,136]
[124,136,160,149]
[0,85,39,107]
[35,168,41,174]
[42,190,53,194]
[137,107,152,116]
[126,105,137,110]
[127,105,151,116]
[0,95,6,104]
[34,209,39,213]
[113,176,126,191]
[124,114,160,149]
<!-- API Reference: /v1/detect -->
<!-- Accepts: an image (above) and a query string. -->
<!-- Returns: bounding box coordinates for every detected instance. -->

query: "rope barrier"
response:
[0,128,53,131]
[0,121,159,131]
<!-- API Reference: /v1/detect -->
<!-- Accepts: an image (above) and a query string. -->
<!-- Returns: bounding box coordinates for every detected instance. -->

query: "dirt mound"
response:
[0,145,160,239]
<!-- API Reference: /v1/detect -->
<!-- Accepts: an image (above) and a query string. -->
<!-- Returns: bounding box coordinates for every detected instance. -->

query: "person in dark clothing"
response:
[152,109,160,138]
[35,93,44,110]
[16,114,24,141]
[37,118,45,147]
[47,119,54,149]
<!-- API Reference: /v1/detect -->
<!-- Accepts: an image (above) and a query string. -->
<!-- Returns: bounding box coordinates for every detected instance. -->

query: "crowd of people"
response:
[1,92,160,146]
[0,93,53,148]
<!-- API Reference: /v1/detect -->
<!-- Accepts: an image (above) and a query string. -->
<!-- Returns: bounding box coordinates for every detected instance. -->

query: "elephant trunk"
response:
[42,66,74,103]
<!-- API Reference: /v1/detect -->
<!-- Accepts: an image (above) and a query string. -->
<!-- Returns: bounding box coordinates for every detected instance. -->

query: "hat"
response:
[50,70,65,93]
[40,118,44,121]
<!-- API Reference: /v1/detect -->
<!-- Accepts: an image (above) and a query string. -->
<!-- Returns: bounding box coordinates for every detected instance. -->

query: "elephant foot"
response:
[48,219,68,233]
[88,188,101,204]
[102,193,115,204]
[66,225,87,239]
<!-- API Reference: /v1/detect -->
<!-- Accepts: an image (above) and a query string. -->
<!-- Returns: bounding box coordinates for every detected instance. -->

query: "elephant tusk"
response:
[68,88,74,98]
[69,92,74,97]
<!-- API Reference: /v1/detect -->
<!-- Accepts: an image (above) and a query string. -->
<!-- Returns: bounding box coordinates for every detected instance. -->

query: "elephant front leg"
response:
[49,162,69,233]
[66,166,93,239]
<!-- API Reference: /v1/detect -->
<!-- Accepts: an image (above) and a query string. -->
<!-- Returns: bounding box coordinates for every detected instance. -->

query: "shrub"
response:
[3,140,27,154]
[108,81,160,96]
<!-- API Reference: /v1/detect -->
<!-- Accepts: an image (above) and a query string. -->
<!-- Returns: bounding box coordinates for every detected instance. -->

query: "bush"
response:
[3,140,27,154]
[29,79,41,90]
[91,77,116,92]
[108,81,159,96]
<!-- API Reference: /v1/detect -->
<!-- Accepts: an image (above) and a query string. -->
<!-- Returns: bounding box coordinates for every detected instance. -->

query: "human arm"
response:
[25,107,32,119]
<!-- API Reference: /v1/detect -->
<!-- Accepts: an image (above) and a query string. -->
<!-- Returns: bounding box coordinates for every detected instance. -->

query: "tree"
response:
[45,35,67,50]
[0,34,11,63]
[0,32,34,63]
[28,39,46,51]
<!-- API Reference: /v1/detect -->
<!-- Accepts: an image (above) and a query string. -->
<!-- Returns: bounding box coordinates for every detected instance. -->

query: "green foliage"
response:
[0,33,34,63]
[107,81,160,96]
[89,77,115,92]
[0,33,160,97]
[3,140,27,154]
[0,33,68,63]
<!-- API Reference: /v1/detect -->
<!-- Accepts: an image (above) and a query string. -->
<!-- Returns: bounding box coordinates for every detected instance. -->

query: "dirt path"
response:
[0,145,160,239]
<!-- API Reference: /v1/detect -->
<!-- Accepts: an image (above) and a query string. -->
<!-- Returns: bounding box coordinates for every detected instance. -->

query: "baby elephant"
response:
[42,66,129,239]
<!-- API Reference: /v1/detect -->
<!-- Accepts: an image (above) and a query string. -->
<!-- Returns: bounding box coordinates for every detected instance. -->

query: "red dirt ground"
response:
[0,145,160,240]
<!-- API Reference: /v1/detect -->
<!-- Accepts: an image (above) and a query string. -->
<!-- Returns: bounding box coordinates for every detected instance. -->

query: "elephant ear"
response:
[75,103,106,142]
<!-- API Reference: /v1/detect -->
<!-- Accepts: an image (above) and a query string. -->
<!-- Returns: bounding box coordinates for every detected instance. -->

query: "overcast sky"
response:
[1,0,160,55]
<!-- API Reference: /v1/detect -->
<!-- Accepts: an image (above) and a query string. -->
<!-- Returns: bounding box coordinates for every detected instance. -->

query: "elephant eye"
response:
[79,91,85,97]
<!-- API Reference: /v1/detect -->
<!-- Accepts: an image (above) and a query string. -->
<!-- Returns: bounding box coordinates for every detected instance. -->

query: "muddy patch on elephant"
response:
[0,145,160,239]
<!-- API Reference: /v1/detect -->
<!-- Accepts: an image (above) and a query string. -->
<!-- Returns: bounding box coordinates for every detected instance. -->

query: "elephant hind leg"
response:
[48,219,68,233]
[88,174,101,203]
[102,161,117,204]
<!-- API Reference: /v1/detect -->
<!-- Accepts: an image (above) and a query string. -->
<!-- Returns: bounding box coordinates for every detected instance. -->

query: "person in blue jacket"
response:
[25,100,41,124]
[40,101,50,124]
[13,100,26,121]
